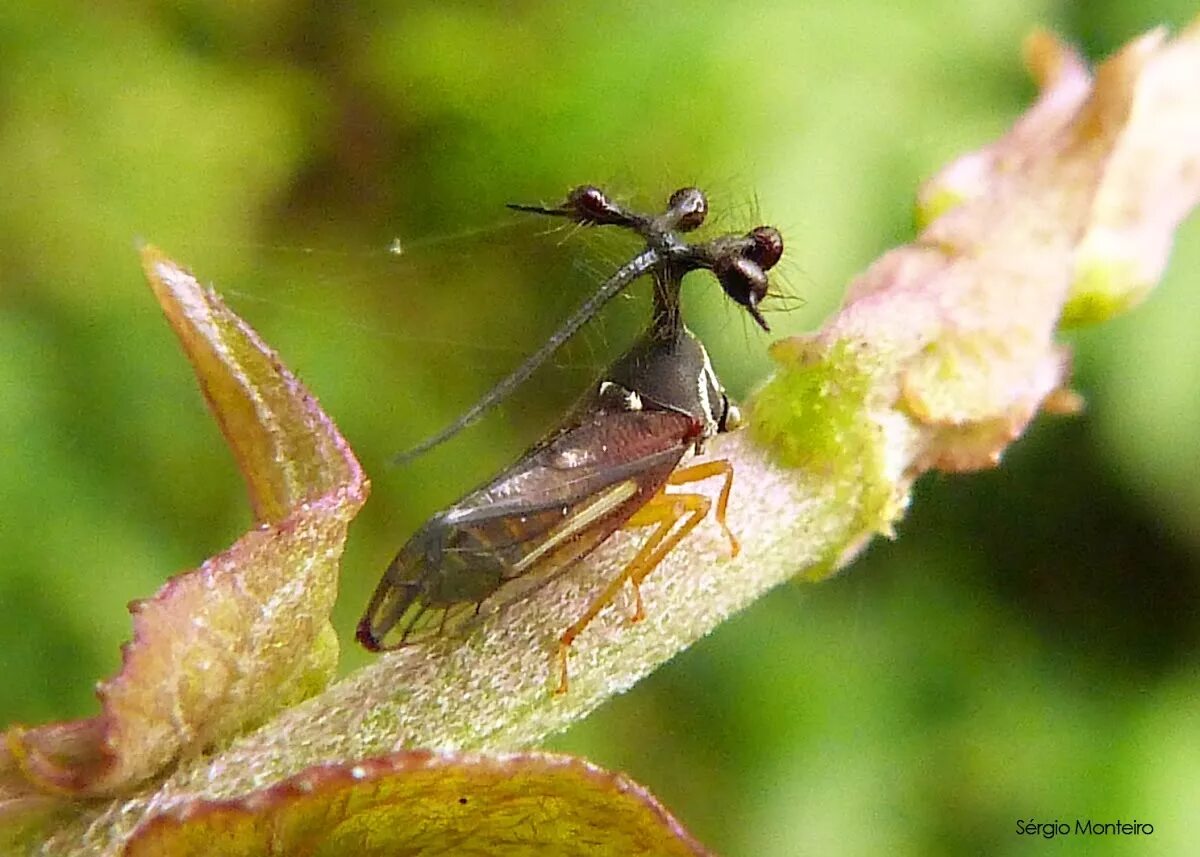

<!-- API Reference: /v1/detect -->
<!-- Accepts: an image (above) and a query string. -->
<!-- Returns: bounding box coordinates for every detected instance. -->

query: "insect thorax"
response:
[596,325,733,442]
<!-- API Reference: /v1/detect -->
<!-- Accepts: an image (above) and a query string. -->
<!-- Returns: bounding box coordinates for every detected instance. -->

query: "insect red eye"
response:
[744,226,784,272]
[666,187,708,232]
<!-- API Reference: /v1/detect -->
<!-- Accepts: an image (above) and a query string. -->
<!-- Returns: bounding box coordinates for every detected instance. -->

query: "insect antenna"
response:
[390,185,782,465]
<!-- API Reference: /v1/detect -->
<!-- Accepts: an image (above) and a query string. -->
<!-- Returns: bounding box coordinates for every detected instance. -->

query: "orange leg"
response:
[554,491,707,694]
[553,458,738,694]
[625,494,711,596]
[665,459,739,556]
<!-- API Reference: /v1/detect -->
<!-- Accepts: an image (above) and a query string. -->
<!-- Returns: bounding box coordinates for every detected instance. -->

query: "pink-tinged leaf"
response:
[755,22,1200,487]
[123,751,711,857]
[2,247,368,800]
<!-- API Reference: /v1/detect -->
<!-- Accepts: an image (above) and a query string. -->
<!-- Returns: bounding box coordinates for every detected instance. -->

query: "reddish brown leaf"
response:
[124,751,711,857]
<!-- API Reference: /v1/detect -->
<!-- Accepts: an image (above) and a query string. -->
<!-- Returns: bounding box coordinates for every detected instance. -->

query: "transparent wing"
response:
[357,409,699,650]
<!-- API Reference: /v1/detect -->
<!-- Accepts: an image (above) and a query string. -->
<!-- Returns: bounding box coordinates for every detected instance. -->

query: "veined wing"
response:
[357,409,701,650]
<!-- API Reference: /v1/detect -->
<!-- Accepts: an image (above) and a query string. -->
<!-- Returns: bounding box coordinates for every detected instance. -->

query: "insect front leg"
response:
[666,458,739,556]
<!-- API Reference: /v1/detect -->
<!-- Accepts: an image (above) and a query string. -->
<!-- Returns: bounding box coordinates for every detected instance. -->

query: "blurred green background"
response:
[2,1,1198,854]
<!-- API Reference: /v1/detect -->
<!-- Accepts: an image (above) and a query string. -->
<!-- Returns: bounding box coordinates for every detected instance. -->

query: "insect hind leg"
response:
[553,489,711,695]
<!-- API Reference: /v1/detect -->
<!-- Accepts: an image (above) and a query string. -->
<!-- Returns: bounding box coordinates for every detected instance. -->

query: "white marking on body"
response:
[553,448,591,468]
[689,328,721,437]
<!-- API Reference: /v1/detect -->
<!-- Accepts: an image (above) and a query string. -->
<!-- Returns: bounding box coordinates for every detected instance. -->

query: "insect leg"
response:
[624,493,713,599]
[553,490,711,695]
[616,497,684,623]
[665,459,739,556]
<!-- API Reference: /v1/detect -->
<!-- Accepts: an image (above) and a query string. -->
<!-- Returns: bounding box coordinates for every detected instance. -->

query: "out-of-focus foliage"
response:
[0,2,1197,855]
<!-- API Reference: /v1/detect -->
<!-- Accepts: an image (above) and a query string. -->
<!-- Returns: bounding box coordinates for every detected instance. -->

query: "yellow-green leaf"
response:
[123,751,711,857]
